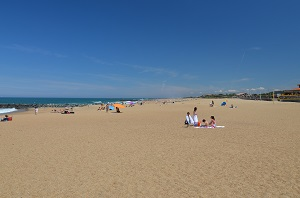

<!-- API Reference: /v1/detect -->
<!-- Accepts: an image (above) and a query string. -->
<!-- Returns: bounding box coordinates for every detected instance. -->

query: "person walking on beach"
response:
[35,107,38,115]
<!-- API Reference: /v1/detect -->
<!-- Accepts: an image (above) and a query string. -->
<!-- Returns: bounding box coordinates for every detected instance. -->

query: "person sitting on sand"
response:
[201,119,209,127]
[62,110,69,114]
[61,109,74,114]
[185,112,194,126]
[1,115,9,121]
[193,107,199,126]
[209,116,216,128]
[116,107,121,113]
[229,104,237,108]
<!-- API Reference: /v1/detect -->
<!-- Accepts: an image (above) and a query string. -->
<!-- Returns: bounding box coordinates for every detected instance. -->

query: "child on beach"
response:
[209,116,216,128]
[201,119,209,127]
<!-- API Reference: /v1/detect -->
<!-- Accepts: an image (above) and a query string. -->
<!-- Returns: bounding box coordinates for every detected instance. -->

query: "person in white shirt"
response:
[193,107,199,126]
[35,107,38,115]
[185,112,194,127]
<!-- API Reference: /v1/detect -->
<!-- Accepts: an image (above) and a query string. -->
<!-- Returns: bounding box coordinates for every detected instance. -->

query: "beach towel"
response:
[194,126,225,128]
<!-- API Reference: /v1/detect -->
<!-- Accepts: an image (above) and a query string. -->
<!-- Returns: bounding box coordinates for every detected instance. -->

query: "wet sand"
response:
[1,99,299,197]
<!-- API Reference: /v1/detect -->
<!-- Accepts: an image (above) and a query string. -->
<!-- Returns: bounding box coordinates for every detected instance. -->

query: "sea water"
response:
[0,97,146,104]
[0,108,17,114]
[0,97,149,114]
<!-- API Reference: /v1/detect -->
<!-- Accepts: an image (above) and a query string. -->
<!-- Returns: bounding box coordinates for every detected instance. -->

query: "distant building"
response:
[278,84,300,102]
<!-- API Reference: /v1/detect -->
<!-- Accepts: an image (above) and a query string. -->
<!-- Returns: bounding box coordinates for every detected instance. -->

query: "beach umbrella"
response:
[113,103,126,109]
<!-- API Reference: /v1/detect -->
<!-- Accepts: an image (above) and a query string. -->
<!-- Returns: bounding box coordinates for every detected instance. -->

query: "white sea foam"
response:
[0,108,17,114]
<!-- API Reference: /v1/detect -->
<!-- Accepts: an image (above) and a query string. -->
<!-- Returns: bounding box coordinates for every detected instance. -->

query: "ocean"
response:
[0,97,148,114]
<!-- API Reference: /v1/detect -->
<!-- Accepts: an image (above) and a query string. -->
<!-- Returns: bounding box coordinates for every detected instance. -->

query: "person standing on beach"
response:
[35,107,38,115]
[105,104,109,113]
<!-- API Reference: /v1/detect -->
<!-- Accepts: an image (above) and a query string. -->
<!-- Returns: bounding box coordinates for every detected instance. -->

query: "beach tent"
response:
[109,105,114,110]
[124,101,134,105]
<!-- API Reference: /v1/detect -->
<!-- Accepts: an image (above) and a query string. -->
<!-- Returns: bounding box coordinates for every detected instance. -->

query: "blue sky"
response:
[0,0,299,98]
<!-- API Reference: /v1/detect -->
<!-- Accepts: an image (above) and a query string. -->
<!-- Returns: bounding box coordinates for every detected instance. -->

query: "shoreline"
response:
[0,108,28,115]
[1,97,298,116]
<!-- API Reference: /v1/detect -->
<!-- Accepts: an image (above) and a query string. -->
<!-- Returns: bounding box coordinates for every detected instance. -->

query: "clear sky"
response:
[0,0,299,98]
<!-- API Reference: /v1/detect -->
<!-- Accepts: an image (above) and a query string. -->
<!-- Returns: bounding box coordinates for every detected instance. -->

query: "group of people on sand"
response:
[97,104,106,111]
[210,100,237,109]
[98,103,118,112]
[97,104,122,113]
[185,107,216,128]
[51,109,63,113]
[51,108,74,114]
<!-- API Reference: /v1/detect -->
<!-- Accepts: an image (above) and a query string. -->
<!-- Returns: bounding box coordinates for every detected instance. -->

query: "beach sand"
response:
[0,99,299,197]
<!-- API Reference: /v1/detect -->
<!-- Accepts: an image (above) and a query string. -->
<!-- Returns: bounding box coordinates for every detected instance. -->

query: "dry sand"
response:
[0,99,299,197]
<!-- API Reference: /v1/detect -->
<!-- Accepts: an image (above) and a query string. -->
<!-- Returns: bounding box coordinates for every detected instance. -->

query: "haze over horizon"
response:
[1,0,299,98]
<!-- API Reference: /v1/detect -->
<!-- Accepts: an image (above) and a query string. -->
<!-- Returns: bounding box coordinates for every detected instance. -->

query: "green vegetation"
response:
[201,94,236,98]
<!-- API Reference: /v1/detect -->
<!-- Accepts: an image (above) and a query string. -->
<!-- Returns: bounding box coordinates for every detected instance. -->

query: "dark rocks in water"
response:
[0,103,85,109]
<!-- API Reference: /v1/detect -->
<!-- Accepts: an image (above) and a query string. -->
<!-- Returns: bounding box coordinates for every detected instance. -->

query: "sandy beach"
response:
[0,99,299,197]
